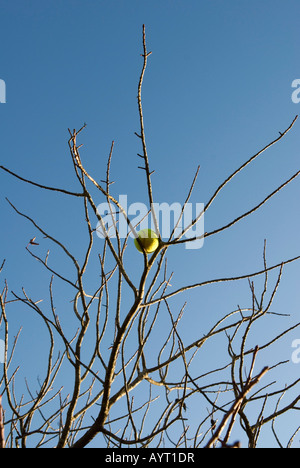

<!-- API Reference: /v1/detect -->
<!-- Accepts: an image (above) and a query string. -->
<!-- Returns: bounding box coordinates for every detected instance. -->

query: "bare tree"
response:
[0,25,300,449]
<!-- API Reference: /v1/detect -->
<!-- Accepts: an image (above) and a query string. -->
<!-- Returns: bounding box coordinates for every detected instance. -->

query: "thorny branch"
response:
[0,25,299,449]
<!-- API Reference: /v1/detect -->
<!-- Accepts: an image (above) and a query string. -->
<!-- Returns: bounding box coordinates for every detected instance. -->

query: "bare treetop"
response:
[0,25,299,449]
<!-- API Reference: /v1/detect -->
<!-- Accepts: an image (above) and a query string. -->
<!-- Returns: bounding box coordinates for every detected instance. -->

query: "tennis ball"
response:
[134,229,159,254]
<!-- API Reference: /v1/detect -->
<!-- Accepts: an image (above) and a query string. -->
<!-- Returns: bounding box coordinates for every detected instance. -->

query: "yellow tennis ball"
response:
[134,229,159,254]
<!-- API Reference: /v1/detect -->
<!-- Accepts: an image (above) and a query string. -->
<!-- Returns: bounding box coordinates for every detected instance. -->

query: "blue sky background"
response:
[0,0,300,448]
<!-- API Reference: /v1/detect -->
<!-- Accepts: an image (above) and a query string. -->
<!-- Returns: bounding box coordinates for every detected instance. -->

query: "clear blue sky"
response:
[0,0,300,448]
